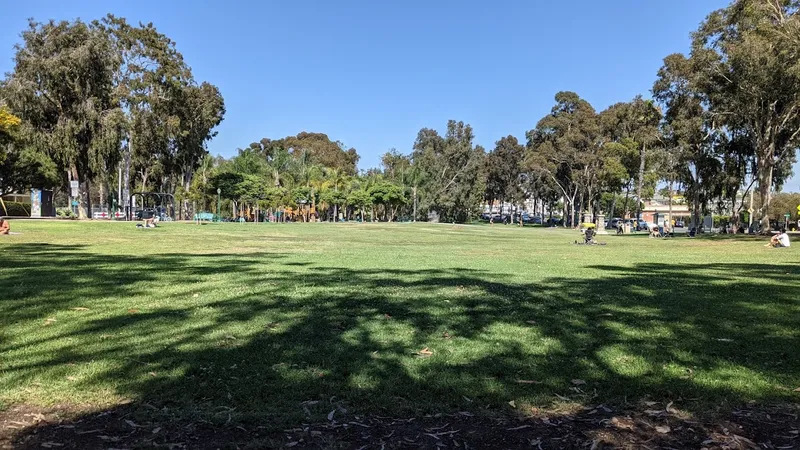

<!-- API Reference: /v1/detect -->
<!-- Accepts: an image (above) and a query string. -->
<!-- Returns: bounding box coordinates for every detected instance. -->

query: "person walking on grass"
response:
[766,228,791,248]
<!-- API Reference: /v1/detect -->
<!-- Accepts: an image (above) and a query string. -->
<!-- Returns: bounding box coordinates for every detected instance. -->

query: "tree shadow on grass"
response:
[1,243,799,448]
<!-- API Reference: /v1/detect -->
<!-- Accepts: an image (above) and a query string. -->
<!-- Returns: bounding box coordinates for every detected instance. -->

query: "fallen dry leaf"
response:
[66,376,77,381]
[327,409,336,421]
[515,379,541,384]
[611,417,634,430]
[152,427,161,434]
[127,309,139,314]
[416,347,433,357]
[384,313,392,319]
[192,293,199,298]
[44,318,57,325]
[148,372,157,377]
[655,425,671,434]
[507,400,516,408]
[526,320,537,325]
[645,409,664,416]
[71,307,90,311]
[571,379,587,385]
[794,387,800,392]
[124,419,139,428]
[40,443,63,448]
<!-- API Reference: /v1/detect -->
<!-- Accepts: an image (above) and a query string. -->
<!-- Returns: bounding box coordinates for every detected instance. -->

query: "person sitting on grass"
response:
[765,227,791,248]
[137,216,159,228]
[650,226,662,238]
[0,218,9,235]
[584,227,595,244]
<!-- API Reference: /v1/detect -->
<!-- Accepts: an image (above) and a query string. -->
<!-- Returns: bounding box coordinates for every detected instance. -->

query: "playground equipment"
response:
[128,192,176,221]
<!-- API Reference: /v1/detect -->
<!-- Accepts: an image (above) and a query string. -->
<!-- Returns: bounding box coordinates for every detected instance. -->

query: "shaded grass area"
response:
[1,221,799,447]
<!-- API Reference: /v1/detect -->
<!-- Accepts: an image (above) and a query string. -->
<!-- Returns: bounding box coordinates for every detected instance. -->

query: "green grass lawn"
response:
[1,221,798,428]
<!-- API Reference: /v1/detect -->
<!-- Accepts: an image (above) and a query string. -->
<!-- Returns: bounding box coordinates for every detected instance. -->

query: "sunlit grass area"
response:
[1,221,798,427]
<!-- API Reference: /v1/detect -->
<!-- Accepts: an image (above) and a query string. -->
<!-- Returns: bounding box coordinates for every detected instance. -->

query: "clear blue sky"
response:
[2,0,799,191]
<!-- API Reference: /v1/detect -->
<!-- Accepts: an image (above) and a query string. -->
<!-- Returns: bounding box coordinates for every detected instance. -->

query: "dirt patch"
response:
[2,402,798,449]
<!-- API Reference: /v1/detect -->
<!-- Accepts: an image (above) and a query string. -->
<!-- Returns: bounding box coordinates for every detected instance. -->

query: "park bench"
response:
[193,212,216,223]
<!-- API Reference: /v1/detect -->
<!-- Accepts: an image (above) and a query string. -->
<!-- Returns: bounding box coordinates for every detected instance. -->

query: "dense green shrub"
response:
[1,201,29,216]
[713,215,731,227]
[56,207,76,219]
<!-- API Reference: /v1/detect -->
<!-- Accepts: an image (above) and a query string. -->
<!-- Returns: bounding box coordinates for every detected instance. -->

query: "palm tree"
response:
[266,148,294,188]
[321,167,352,221]
[290,150,325,221]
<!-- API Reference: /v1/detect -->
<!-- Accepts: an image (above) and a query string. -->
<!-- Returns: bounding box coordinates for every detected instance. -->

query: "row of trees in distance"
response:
[1,1,799,229]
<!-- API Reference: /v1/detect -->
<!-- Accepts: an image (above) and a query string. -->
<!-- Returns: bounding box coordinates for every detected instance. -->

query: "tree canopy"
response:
[2,2,799,227]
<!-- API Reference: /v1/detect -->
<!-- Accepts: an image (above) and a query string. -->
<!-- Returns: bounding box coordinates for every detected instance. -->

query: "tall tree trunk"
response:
[182,169,193,221]
[99,181,106,214]
[756,153,774,233]
[571,192,579,228]
[70,165,89,220]
[636,146,646,220]
[123,142,131,219]
[608,196,616,223]
[622,184,631,218]
[83,178,92,220]
[692,187,701,231]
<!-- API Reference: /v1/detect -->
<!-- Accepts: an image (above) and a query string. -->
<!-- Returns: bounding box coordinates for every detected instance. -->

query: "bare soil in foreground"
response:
[1,402,798,449]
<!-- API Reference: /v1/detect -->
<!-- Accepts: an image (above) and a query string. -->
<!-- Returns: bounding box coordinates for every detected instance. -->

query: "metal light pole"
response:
[216,188,221,221]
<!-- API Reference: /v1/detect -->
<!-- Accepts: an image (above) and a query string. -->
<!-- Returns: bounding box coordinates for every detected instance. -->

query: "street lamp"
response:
[216,188,221,221]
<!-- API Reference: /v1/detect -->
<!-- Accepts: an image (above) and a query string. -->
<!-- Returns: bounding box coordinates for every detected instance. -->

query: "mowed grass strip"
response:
[0,221,798,426]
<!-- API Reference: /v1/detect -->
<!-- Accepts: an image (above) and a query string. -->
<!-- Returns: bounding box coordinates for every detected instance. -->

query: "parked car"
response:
[519,213,542,224]
[639,221,657,231]
[545,217,563,227]
[607,217,624,229]
[484,213,507,223]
